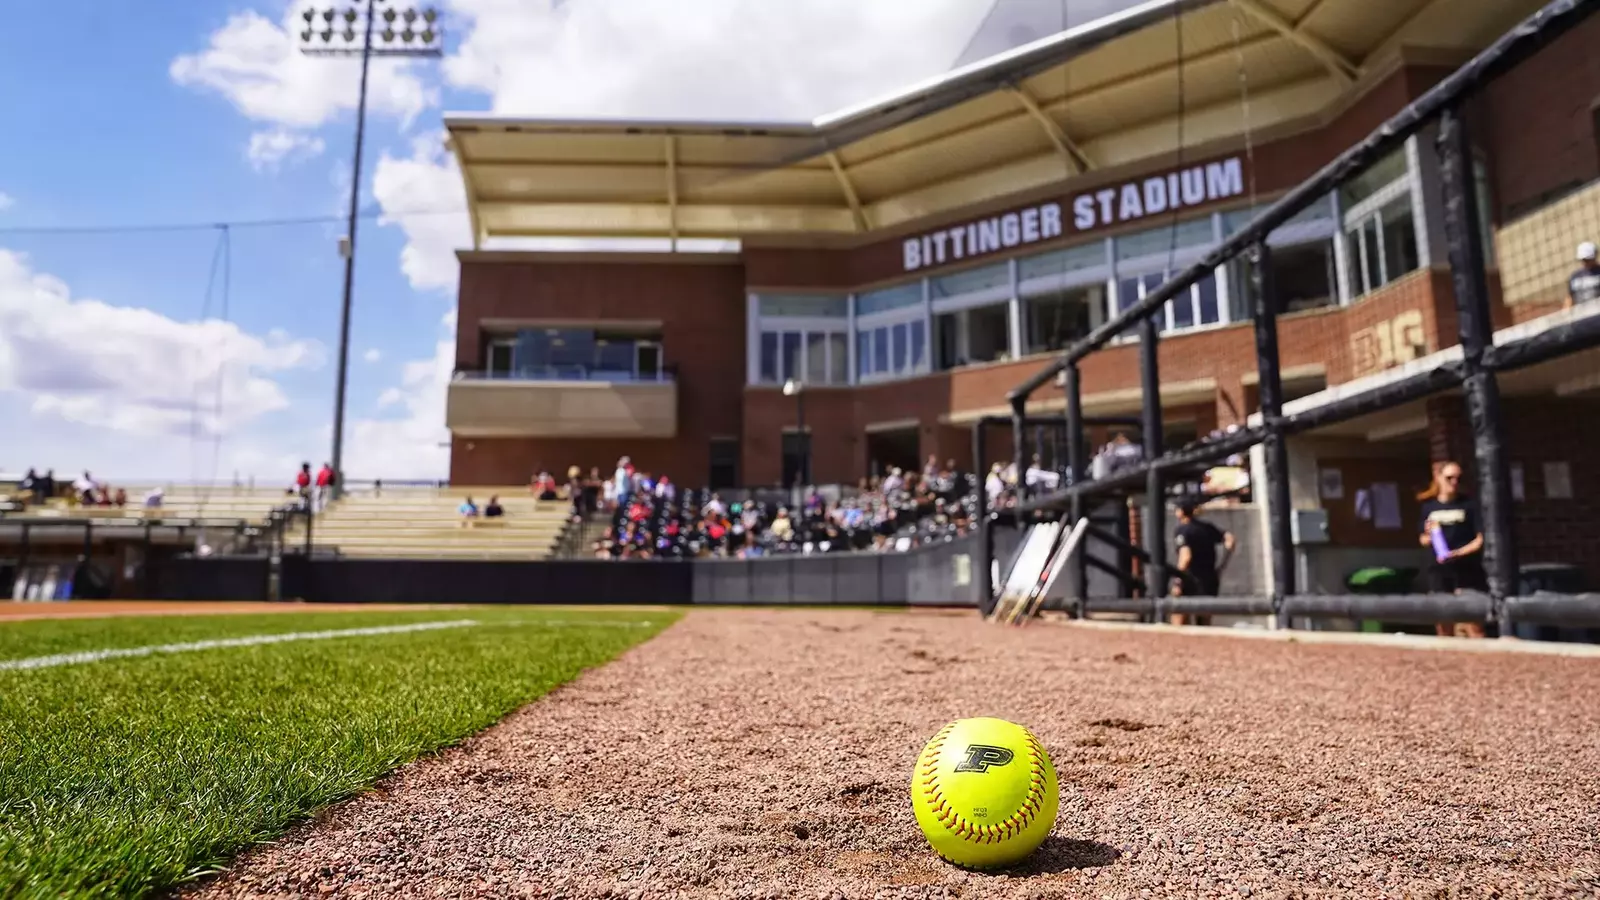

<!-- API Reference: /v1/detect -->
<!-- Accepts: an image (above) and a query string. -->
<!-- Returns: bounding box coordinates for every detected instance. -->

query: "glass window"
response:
[759,332,779,383]
[781,331,802,382]
[872,328,889,374]
[891,322,909,373]
[805,332,827,384]
[1380,196,1419,282]
[931,262,1009,299]
[909,320,927,372]
[487,342,514,376]
[856,330,871,380]
[1019,242,1107,281]
[1344,194,1419,298]
[1115,216,1215,261]
[1197,273,1219,324]
[828,333,849,384]
[857,282,923,316]
[969,304,1011,363]
[758,294,849,318]
[1025,284,1099,354]
[1339,148,1409,209]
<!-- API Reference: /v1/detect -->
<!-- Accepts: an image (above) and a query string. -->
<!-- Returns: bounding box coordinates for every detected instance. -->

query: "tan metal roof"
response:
[444,0,1544,247]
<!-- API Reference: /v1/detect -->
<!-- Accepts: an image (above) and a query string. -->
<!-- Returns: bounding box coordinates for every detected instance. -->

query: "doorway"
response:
[781,431,812,489]
[866,427,920,479]
[709,438,739,490]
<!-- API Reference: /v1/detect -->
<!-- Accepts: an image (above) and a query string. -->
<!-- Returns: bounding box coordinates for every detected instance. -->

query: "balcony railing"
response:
[455,365,676,383]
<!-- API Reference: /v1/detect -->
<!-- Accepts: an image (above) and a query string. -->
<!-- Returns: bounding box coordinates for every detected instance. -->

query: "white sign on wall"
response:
[899,156,1247,273]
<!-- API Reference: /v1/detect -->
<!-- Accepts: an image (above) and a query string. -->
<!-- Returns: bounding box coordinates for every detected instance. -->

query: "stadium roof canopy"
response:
[443,0,1540,248]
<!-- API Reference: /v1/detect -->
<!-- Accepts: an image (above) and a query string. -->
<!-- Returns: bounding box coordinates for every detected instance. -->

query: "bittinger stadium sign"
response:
[901,156,1246,273]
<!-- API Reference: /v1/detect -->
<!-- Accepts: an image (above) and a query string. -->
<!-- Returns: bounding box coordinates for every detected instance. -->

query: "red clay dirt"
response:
[189,609,1600,899]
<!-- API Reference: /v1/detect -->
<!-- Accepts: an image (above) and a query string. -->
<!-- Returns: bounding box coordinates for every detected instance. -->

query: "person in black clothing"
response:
[1418,459,1487,639]
[1170,498,1234,626]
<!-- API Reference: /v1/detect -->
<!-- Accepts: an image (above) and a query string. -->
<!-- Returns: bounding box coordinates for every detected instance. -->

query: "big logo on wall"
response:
[901,156,1247,273]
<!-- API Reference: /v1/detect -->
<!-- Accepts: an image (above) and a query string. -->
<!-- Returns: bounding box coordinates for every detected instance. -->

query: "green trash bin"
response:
[1346,566,1420,633]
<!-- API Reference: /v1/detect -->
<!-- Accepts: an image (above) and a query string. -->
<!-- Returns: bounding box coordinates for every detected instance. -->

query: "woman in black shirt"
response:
[1417,460,1486,638]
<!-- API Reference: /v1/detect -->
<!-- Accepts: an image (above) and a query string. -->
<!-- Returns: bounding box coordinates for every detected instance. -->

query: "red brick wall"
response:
[451,257,747,486]
[1482,12,1600,216]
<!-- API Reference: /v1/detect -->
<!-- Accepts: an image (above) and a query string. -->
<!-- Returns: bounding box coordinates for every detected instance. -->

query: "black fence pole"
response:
[1436,107,1518,635]
[1065,364,1088,618]
[142,522,154,599]
[303,508,314,557]
[1250,241,1298,626]
[1010,397,1027,521]
[17,522,30,597]
[1138,316,1167,619]
[972,419,993,615]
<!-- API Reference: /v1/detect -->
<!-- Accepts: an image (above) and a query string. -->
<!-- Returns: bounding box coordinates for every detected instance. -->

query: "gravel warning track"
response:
[192,610,1600,899]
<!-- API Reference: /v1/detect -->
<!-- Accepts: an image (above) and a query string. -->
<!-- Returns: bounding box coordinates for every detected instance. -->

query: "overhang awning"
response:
[445,0,1545,247]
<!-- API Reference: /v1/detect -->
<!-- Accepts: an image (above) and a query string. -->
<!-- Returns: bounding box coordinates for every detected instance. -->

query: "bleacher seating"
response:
[297,487,571,560]
[4,485,288,525]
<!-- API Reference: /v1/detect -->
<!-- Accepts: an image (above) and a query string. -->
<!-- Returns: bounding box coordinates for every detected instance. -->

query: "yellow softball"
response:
[910,717,1059,869]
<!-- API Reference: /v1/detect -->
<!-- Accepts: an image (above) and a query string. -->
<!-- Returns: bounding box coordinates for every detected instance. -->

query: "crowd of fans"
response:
[444,423,1251,560]
[11,468,159,510]
[562,428,1250,561]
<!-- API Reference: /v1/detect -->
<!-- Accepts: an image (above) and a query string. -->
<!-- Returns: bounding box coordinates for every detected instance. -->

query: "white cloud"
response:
[247,129,327,171]
[0,249,323,441]
[363,347,382,363]
[346,337,452,480]
[171,9,437,130]
[371,133,470,293]
[442,0,989,120]
[0,192,13,212]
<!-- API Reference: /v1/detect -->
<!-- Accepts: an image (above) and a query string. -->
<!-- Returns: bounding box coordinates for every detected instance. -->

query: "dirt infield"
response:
[192,609,1600,899]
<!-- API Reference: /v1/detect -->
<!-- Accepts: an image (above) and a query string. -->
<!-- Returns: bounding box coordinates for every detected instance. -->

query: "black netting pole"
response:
[1250,242,1297,627]
[972,418,992,614]
[1436,107,1518,634]
[1065,364,1088,618]
[1139,317,1167,617]
[1010,398,1027,522]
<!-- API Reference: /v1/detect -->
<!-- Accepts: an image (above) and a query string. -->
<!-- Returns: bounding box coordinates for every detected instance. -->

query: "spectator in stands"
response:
[613,456,634,499]
[37,469,56,503]
[458,496,480,525]
[72,471,97,506]
[1170,497,1235,627]
[1418,460,1487,639]
[112,488,127,508]
[1570,242,1600,307]
[484,495,505,519]
[1095,431,1144,478]
[294,463,312,507]
[19,468,39,503]
[583,466,604,513]
[313,462,334,512]
[143,486,164,510]
[922,454,940,482]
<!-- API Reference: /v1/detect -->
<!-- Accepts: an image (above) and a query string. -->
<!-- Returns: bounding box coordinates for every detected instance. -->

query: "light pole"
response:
[298,1,442,498]
[782,378,808,499]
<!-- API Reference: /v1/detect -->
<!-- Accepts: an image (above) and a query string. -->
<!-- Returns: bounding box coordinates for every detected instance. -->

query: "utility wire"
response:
[0,205,467,238]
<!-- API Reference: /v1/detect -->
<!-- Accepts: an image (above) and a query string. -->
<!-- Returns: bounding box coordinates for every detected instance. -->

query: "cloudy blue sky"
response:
[0,0,1060,485]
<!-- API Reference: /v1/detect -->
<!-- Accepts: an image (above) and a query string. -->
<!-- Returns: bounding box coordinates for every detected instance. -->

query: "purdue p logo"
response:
[954,744,1014,774]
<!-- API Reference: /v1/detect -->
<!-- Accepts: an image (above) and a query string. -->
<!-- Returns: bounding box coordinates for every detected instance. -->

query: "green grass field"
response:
[0,606,678,899]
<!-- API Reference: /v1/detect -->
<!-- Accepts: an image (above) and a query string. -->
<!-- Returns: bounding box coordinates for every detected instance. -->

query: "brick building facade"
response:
[447,14,1600,580]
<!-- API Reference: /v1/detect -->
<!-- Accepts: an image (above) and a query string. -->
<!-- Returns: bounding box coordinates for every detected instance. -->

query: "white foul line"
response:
[0,620,481,672]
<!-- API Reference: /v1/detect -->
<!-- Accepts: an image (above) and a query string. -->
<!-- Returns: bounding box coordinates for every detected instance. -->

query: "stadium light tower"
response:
[298,1,443,499]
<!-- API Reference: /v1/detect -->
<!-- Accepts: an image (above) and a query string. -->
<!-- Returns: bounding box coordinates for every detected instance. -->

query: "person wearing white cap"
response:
[1571,242,1600,308]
